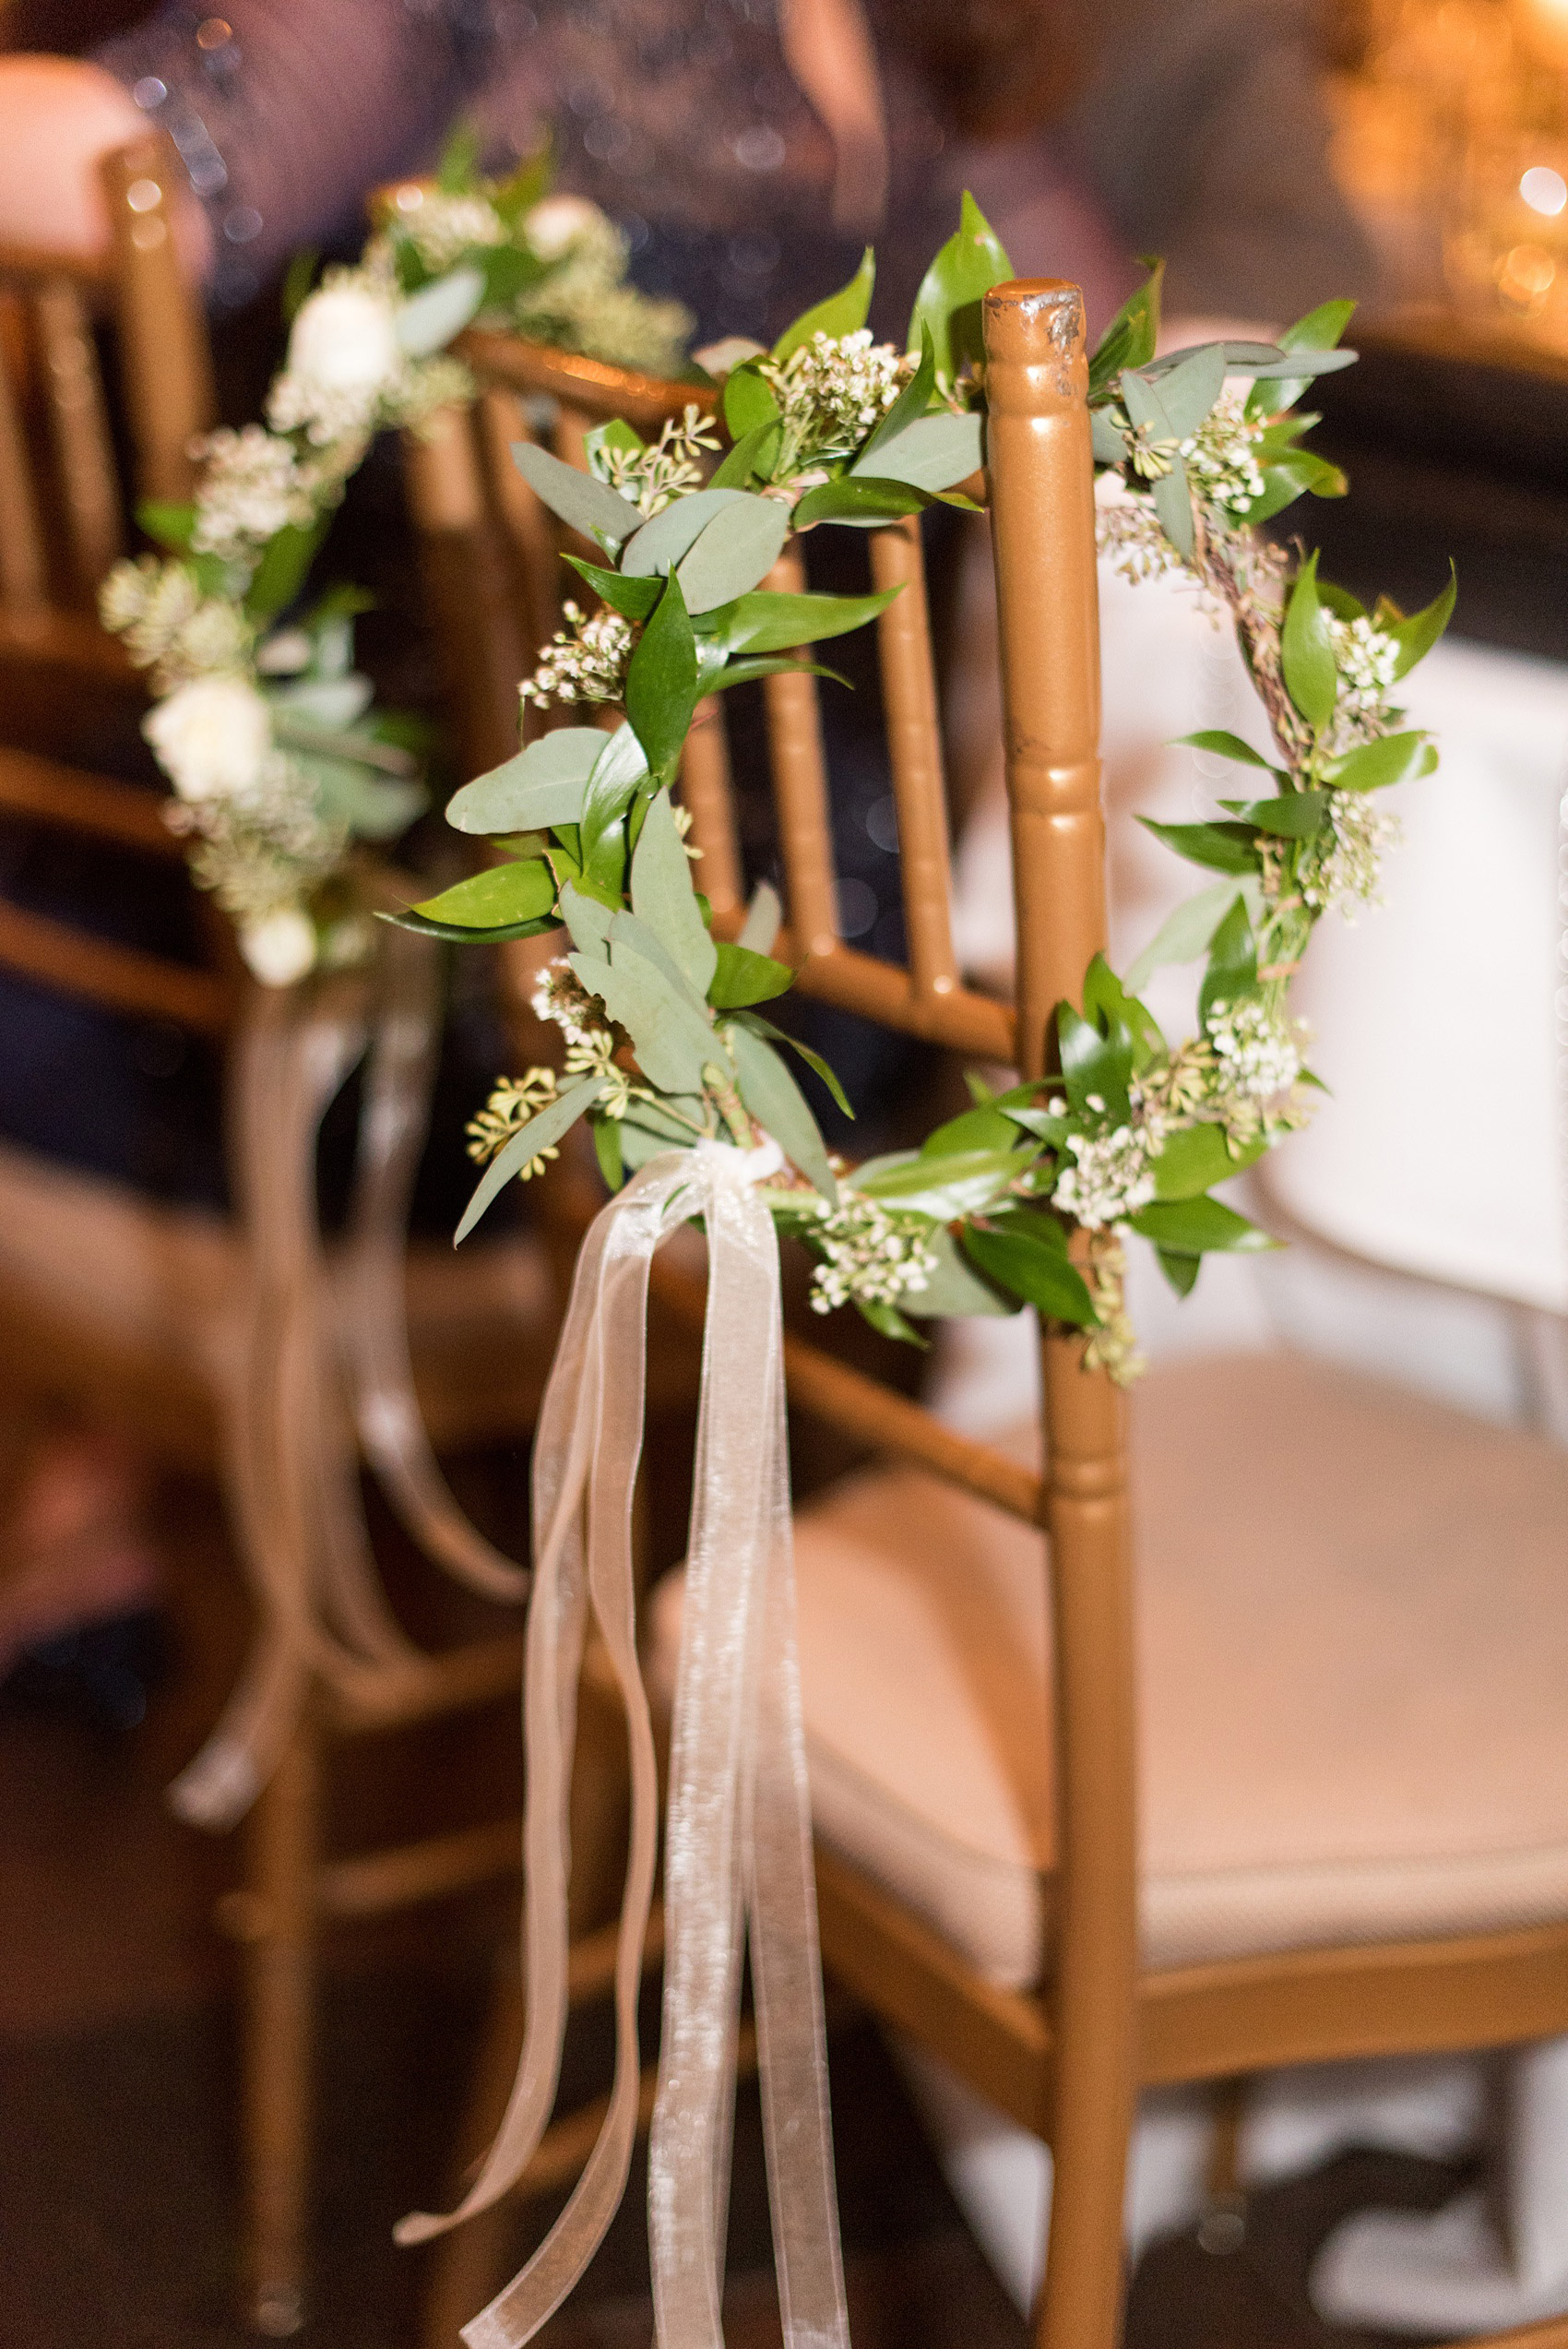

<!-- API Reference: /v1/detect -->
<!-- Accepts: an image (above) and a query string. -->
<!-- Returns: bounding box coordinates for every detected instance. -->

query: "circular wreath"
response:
[107,181,1455,1374]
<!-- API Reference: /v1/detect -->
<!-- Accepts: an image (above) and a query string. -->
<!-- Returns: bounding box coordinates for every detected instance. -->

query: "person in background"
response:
[0,0,1372,1702]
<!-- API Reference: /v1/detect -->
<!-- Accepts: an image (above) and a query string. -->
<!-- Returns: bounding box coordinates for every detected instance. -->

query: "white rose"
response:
[524,195,602,261]
[240,906,317,988]
[143,674,273,803]
[284,280,402,399]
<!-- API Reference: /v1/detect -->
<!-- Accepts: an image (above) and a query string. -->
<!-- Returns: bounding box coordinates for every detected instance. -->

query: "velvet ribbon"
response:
[397,1141,850,2349]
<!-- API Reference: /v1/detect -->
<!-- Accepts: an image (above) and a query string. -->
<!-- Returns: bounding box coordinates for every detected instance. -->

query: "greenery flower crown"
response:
[98,135,692,984]
[106,173,1455,1373]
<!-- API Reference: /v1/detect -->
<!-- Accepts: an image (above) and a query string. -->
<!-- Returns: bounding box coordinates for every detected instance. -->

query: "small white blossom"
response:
[1181,388,1267,522]
[531,960,611,1051]
[519,601,634,709]
[763,328,907,470]
[523,195,605,262]
[1205,996,1303,1105]
[405,192,504,272]
[239,904,317,986]
[191,425,317,561]
[1301,788,1402,915]
[1327,614,1400,712]
[269,271,404,444]
[144,674,275,804]
[1052,1122,1157,1231]
[803,1188,941,1317]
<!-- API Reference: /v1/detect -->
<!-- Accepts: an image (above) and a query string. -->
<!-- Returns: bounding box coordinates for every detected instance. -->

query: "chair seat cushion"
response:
[647,1351,1568,1986]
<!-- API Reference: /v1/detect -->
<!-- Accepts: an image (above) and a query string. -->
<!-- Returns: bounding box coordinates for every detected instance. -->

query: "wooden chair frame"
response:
[0,143,586,2342]
[411,280,1568,2346]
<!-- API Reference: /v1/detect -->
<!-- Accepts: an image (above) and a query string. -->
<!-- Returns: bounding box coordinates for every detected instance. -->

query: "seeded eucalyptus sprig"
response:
[435,216,1454,1383]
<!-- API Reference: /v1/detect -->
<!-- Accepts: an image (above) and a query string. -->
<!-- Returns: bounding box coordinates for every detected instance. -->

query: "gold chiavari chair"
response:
[407,274,1568,2348]
[0,138,571,2342]
[633,280,1567,2349]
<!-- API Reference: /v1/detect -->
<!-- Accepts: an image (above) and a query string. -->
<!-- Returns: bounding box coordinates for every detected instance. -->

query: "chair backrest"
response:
[410,288,1136,2287]
[0,132,234,1039]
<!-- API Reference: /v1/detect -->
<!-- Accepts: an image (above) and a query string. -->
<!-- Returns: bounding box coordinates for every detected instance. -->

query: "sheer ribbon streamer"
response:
[168,926,529,1830]
[397,1141,851,2349]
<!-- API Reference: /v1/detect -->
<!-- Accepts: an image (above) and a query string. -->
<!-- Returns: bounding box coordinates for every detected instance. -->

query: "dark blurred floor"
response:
[0,1466,1467,2349]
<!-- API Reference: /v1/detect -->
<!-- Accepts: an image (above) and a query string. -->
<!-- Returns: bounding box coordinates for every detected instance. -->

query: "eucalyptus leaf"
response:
[722,359,781,439]
[1280,551,1338,730]
[1322,732,1437,791]
[1174,730,1280,773]
[708,941,792,1008]
[791,476,928,529]
[774,247,875,362]
[622,486,750,579]
[579,721,652,868]
[510,440,644,546]
[857,1144,1029,1220]
[858,325,937,464]
[1092,411,1131,467]
[624,570,697,783]
[270,675,374,729]
[1129,1196,1277,1254]
[701,585,898,656]
[676,495,790,611]
[608,906,711,1013]
[630,785,718,994]
[456,1073,603,1244]
[730,1019,837,1199]
[561,554,663,620]
[1121,371,1193,557]
[1387,564,1456,678]
[1249,296,1357,415]
[1153,1122,1266,1200]
[410,858,556,931]
[708,419,780,489]
[560,880,614,960]
[396,264,485,356]
[850,409,982,493]
[1088,256,1164,395]
[959,1224,1098,1327]
[901,1222,1019,1318]
[445,727,606,834]
[1218,790,1329,838]
[1197,895,1257,1028]
[906,191,1013,387]
[732,1011,851,1117]
[573,940,726,1096]
[1147,343,1225,439]
[1138,817,1263,876]
[738,881,783,953]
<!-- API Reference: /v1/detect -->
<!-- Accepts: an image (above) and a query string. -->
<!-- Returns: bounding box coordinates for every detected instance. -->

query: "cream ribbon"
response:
[778,0,889,235]
[397,1140,850,2349]
[169,926,529,1830]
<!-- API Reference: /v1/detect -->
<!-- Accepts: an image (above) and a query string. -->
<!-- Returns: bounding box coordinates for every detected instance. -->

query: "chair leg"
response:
[1029,2069,1134,2349]
[242,1713,319,2337]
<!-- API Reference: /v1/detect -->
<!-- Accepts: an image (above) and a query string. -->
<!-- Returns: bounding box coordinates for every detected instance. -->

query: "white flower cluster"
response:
[99,556,252,689]
[765,329,907,468]
[1181,388,1266,522]
[1096,493,1191,589]
[1204,995,1303,1105]
[1051,1111,1158,1231]
[591,406,722,517]
[268,269,406,446]
[518,601,635,708]
[803,1188,941,1318]
[404,192,504,273]
[1327,613,1400,715]
[190,425,318,562]
[531,960,609,1050]
[1301,788,1402,916]
[513,203,693,377]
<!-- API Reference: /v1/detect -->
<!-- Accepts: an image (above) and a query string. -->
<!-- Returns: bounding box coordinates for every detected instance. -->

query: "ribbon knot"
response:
[398,1145,849,2349]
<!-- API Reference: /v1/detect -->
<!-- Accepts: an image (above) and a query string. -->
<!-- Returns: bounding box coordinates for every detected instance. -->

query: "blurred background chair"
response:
[0,136,573,2342]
